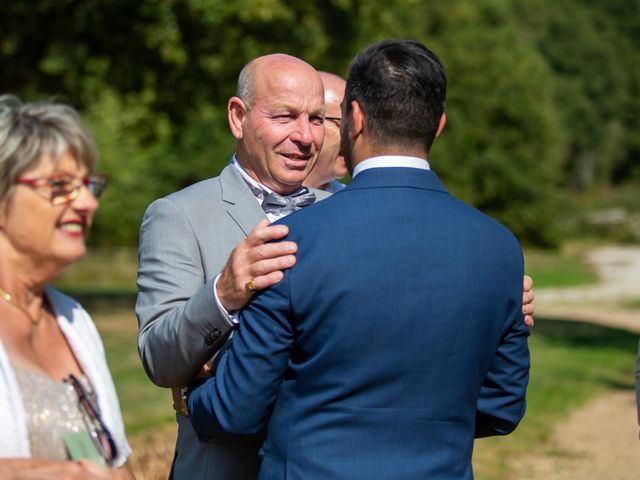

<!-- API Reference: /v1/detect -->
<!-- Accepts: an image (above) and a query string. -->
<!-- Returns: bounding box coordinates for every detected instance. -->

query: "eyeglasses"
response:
[325,116,342,129]
[15,174,107,205]
[66,374,118,466]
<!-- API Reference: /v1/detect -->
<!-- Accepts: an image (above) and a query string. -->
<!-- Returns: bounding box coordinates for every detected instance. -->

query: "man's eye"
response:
[310,116,325,126]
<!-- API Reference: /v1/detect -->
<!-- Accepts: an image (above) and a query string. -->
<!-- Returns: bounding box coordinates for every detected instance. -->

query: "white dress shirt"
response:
[352,155,430,177]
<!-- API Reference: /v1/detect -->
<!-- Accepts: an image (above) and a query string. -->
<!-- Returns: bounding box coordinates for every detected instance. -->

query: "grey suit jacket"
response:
[136,163,329,479]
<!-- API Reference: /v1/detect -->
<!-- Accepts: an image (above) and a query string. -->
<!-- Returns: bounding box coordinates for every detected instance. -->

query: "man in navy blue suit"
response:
[188,39,530,479]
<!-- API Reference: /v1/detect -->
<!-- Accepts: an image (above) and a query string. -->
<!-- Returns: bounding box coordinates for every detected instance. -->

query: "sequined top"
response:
[12,365,95,461]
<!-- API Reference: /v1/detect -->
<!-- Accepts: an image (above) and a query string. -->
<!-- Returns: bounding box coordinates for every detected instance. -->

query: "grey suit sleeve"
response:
[136,197,234,387]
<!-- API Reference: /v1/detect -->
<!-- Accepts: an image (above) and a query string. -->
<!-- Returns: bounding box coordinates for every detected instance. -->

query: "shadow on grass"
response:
[534,316,639,351]
[532,316,637,391]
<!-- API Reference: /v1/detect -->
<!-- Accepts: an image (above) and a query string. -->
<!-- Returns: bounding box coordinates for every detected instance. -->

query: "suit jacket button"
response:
[204,328,222,345]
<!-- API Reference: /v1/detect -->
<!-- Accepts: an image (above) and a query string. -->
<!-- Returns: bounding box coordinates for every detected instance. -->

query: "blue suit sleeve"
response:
[475,297,531,438]
[188,273,294,439]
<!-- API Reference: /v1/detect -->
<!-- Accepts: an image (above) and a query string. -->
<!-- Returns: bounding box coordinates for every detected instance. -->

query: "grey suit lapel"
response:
[219,164,266,236]
[219,162,332,235]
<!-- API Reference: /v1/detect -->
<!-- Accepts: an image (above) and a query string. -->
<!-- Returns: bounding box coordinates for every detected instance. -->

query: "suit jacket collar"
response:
[344,167,449,195]
[219,163,266,236]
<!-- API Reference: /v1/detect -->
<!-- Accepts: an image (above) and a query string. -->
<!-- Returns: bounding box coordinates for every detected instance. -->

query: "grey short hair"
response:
[0,95,99,202]
[236,62,255,109]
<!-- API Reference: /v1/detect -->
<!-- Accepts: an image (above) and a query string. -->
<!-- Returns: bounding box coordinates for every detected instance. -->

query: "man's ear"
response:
[350,100,365,139]
[228,97,248,140]
[435,112,446,138]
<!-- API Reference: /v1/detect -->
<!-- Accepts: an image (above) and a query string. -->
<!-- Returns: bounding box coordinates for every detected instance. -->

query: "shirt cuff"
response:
[213,273,239,326]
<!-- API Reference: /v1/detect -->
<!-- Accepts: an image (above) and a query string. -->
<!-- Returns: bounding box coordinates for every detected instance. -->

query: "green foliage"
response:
[420,0,566,246]
[1,0,638,246]
[512,0,640,189]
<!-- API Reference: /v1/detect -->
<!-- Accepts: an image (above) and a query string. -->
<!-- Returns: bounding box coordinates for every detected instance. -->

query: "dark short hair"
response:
[345,40,446,153]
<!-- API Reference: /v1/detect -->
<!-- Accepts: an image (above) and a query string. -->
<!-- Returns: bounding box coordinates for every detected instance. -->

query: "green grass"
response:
[53,247,138,293]
[523,244,599,288]
[94,309,176,437]
[473,317,637,479]
[623,298,640,309]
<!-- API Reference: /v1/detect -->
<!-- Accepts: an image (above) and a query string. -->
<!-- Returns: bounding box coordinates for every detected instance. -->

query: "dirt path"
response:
[519,245,640,479]
[512,391,640,479]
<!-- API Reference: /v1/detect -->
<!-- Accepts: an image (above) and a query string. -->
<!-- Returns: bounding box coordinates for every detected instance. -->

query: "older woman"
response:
[0,96,133,479]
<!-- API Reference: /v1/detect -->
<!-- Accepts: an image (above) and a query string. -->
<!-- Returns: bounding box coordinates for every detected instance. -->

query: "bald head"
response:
[318,71,346,112]
[304,71,348,191]
[229,53,326,194]
[237,54,321,110]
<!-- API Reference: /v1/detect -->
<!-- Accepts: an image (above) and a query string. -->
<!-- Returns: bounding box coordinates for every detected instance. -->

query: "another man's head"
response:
[228,54,326,195]
[340,40,447,171]
[303,72,348,190]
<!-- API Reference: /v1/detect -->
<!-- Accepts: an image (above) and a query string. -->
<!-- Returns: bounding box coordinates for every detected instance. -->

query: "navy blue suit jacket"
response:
[189,167,530,479]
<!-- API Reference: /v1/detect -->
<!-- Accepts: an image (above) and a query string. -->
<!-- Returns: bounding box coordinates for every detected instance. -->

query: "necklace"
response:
[0,286,42,325]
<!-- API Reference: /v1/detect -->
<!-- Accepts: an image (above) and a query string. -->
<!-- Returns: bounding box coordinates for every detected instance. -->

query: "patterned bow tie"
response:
[261,188,316,212]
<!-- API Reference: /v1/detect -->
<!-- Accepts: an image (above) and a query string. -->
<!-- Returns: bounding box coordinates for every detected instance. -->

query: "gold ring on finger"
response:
[246,279,257,292]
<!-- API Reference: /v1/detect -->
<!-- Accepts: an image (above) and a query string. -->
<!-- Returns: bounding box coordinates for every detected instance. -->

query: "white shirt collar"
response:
[352,155,430,178]
[231,155,277,194]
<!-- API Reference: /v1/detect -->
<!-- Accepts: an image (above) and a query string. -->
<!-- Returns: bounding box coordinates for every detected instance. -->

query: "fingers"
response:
[523,289,535,306]
[522,274,535,329]
[522,302,534,316]
[522,302,534,328]
[245,219,290,246]
[250,240,298,265]
[522,274,535,305]
[74,460,110,479]
[196,361,214,379]
[523,314,534,328]
[216,221,298,311]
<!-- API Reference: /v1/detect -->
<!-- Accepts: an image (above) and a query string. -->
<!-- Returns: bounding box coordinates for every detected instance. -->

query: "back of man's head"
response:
[345,40,447,153]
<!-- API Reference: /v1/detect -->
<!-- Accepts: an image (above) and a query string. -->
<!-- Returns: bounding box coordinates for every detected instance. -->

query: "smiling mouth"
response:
[58,220,86,234]
[281,153,311,161]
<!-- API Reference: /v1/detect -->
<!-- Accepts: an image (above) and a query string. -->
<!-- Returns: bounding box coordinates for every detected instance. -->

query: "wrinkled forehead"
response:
[253,62,325,111]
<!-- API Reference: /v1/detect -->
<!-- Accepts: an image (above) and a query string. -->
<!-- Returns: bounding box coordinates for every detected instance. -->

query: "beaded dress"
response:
[12,366,96,460]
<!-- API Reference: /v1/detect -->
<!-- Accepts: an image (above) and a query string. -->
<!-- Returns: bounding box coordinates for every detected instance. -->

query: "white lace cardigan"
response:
[0,287,131,467]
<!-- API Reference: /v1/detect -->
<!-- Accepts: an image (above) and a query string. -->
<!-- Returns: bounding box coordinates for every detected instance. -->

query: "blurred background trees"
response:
[1,0,638,247]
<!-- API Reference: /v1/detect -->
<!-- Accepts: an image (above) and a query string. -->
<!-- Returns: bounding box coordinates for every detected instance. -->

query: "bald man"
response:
[137,55,536,479]
[304,71,349,192]
[136,54,330,480]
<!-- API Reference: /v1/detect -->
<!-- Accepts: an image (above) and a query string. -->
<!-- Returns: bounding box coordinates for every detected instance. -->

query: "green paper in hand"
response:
[64,431,105,467]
